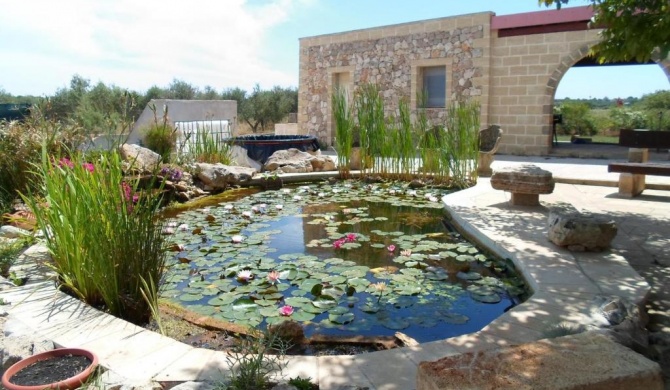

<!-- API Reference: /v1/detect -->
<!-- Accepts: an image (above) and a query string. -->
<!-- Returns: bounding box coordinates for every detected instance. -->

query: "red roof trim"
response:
[491,5,593,30]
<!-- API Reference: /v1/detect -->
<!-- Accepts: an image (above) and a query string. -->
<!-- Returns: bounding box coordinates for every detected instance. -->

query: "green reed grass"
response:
[180,125,234,165]
[332,88,354,178]
[442,100,481,187]
[24,149,169,325]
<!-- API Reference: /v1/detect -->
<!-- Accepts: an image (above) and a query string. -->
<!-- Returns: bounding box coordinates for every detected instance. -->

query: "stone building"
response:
[298,6,670,155]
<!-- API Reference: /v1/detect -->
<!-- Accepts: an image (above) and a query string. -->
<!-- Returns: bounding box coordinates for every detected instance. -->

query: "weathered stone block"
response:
[548,208,617,252]
[417,332,663,390]
[491,164,554,206]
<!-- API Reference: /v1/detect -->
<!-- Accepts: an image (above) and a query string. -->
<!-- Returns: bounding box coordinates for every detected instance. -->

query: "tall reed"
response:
[442,100,481,187]
[179,125,233,165]
[332,88,354,178]
[24,148,169,325]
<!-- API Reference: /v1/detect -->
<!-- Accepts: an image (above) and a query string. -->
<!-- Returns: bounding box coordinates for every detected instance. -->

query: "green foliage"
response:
[178,125,233,165]
[288,376,317,390]
[142,104,178,163]
[220,333,291,390]
[0,239,26,277]
[24,150,169,325]
[0,104,87,207]
[555,101,596,136]
[225,85,297,133]
[332,87,354,178]
[541,0,670,62]
[609,107,647,130]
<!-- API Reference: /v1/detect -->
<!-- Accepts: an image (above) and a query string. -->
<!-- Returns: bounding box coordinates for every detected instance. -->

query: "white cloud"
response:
[0,0,307,95]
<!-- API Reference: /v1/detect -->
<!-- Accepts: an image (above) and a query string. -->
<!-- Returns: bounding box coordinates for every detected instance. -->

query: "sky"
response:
[0,0,668,99]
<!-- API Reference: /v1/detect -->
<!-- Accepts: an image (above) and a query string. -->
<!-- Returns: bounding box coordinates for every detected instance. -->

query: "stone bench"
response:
[607,162,670,198]
[490,164,555,206]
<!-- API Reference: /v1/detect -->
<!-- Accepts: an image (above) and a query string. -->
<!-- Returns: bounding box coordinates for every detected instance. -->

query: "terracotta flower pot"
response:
[1,348,98,390]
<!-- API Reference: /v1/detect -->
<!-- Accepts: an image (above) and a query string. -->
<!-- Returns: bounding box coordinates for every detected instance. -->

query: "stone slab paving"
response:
[2,156,669,389]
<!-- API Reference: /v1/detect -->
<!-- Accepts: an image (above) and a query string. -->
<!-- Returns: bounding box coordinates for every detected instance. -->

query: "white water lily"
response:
[282,189,291,193]
[276,204,284,210]
[407,190,417,197]
[293,195,302,201]
[429,196,439,202]
[224,204,234,210]
[242,211,252,218]
[237,270,253,282]
[178,223,189,231]
[232,235,244,243]
[251,206,259,213]
[318,192,325,197]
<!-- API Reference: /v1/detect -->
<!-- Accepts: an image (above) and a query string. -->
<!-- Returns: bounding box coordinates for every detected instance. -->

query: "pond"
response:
[161,181,528,345]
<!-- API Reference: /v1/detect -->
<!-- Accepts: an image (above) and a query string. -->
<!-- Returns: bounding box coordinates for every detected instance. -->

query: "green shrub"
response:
[0,105,86,209]
[220,332,291,390]
[143,123,177,163]
[24,149,169,325]
[178,126,233,165]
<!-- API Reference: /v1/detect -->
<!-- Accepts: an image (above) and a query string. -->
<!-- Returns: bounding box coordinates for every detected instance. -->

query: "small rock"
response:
[0,225,31,238]
[409,179,425,188]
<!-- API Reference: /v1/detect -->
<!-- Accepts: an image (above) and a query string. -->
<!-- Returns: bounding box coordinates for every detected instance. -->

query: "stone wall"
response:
[298,12,492,145]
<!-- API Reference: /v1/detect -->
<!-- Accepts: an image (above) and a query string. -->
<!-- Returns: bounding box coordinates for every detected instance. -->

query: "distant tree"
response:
[540,0,670,63]
[237,85,297,133]
[167,79,197,100]
[197,86,221,100]
[556,100,597,135]
[639,90,670,110]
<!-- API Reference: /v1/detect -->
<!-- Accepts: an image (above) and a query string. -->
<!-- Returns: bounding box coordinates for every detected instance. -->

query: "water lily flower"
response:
[400,249,412,257]
[387,244,396,253]
[242,211,252,218]
[167,221,178,228]
[283,189,291,194]
[251,206,259,213]
[224,204,234,210]
[237,270,253,282]
[232,235,244,243]
[163,227,175,235]
[318,192,325,197]
[408,190,417,197]
[428,196,439,202]
[259,204,267,209]
[276,204,283,210]
[345,233,357,242]
[374,281,387,292]
[389,189,396,195]
[202,208,211,213]
[267,270,281,284]
[82,162,95,172]
[333,239,345,249]
[279,305,294,316]
[178,223,189,231]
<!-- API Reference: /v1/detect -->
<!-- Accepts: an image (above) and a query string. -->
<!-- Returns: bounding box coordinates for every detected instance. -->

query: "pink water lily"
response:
[345,233,357,242]
[333,239,345,249]
[267,270,281,284]
[387,244,396,253]
[279,305,294,316]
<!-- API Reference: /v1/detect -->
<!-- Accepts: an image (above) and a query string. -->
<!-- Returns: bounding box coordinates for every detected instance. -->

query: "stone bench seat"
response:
[608,162,670,197]
[490,164,555,206]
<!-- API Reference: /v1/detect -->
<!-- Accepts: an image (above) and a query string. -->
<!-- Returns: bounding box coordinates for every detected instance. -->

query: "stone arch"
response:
[545,43,670,147]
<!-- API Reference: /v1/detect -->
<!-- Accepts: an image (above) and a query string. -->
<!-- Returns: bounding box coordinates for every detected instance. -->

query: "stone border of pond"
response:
[1,159,664,389]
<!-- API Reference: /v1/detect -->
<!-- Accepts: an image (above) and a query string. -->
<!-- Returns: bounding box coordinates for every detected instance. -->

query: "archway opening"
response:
[553,59,670,149]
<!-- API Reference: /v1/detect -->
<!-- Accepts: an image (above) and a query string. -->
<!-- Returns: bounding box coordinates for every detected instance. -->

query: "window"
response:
[422,66,446,108]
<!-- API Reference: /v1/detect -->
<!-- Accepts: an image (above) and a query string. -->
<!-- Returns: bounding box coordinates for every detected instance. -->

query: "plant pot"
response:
[1,348,98,390]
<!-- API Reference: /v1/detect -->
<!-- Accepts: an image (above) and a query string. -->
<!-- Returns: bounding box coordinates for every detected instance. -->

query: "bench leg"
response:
[618,173,645,198]
[511,192,540,206]
[478,153,494,177]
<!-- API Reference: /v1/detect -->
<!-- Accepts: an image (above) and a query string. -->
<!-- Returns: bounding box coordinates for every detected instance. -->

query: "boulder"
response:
[548,208,617,251]
[0,225,31,239]
[417,332,663,390]
[195,163,257,190]
[119,144,161,173]
[264,149,336,173]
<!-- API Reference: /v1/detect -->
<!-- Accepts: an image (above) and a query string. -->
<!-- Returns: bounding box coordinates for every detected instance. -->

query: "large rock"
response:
[264,149,335,173]
[195,163,257,191]
[490,164,554,206]
[119,144,162,173]
[417,332,663,390]
[0,225,31,239]
[548,208,617,252]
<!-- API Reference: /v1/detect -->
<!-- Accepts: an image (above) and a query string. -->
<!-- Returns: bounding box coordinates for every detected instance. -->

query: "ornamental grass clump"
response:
[178,124,233,165]
[24,149,169,325]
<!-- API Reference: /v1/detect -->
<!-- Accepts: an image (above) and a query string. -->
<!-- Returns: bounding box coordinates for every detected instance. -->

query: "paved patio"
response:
[2,154,670,389]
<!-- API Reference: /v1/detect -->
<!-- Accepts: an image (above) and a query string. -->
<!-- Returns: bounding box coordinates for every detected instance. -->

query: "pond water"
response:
[161,181,527,345]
